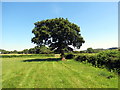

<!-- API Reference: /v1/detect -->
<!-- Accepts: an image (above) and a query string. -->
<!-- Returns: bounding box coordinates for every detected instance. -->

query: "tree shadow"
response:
[22,58,61,62]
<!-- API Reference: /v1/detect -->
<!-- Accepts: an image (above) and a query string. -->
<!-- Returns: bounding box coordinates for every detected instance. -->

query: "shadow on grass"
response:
[22,58,61,62]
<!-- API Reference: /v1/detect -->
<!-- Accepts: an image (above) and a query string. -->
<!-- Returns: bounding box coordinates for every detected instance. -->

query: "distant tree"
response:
[40,46,51,54]
[108,47,118,50]
[28,48,36,54]
[18,51,23,54]
[32,18,85,60]
[34,46,41,54]
[0,49,9,54]
[23,49,29,54]
[86,48,94,53]
[13,50,18,54]
[27,46,52,54]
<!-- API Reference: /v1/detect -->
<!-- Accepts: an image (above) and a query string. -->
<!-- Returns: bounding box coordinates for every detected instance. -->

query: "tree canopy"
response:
[86,48,95,53]
[31,18,85,59]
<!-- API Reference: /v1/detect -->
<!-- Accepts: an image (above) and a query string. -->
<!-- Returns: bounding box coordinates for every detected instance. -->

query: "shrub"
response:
[75,54,89,62]
[75,50,120,73]
[65,53,75,59]
[87,55,97,67]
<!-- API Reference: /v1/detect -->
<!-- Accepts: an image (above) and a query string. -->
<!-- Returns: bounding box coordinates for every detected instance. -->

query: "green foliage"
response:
[75,55,88,62]
[65,53,75,59]
[31,18,85,56]
[0,49,20,54]
[34,45,52,54]
[23,49,29,54]
[86,47,95,53]
[28,48,36,54]
[0,49,10,54]
[75,50,120,73]
[0,46,53,54]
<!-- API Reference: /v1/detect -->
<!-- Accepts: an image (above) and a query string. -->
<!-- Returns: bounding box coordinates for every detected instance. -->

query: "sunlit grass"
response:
[2,56,118,88]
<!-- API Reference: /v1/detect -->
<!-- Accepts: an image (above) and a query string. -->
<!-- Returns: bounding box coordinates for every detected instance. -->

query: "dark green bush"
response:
[75,50,119,73]
[87,55,97,67]
[65,53,75,59]
[75,55,90,63]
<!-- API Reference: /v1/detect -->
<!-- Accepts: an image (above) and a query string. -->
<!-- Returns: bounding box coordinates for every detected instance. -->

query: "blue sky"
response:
[2,2,118,51]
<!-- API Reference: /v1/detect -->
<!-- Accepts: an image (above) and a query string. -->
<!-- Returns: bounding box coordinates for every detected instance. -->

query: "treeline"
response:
[0,46,52,54]
[0,45,73,54]
[0,47,119,54]
[75,47,119,53]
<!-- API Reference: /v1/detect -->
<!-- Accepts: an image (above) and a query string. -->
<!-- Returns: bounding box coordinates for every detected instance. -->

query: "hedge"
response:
[75,50,120,73]
[65,53,75,59]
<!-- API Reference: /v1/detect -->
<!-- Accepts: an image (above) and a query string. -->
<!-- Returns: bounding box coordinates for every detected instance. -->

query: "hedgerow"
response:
[65,53,75,59]
[75,50,120,73]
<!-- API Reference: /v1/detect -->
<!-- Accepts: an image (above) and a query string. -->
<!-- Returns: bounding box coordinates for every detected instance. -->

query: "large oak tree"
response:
[32,18,85,60]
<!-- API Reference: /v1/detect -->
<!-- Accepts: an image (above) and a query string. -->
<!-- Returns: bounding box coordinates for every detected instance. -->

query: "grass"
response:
[2,55,118,88]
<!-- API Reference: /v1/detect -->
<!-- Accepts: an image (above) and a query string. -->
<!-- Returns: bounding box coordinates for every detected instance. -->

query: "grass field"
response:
[2,55,118,88]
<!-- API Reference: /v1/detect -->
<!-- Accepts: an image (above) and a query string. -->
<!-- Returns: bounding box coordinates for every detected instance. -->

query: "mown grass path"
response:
[2,57,118,88]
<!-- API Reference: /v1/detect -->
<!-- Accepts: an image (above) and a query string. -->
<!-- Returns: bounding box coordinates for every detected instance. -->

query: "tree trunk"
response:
[60,50,66,61]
